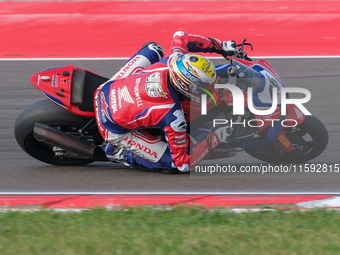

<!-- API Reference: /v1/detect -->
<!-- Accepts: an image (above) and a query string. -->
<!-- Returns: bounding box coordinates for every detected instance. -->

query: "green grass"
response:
[0,207,339,255]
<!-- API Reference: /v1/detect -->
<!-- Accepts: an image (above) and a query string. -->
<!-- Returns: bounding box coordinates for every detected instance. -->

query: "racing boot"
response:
[102,141,125,163]
[161,168,180,174]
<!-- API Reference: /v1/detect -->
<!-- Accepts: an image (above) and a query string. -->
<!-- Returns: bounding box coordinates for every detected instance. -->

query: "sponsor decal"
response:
[116,56,141,79]
[124,136,158,159]
[37,75,50,86]
[100,92,112,123]
[189,56,198,62]
[174,134,186,139]
[176,78,189,92]
[40,75,50,81]
[145,72,168,98]
[110,89,117,113]
[278,135,291,148]
[294,107,304,120]
[158,90,167,98]
[180,66,199,83]
[94,91,104,132]
[173,138,186,145]
[52,75,58,87]
[202,61,211,74]
[134,78,143,107]
[211,134,219,149]
[188,65,199,76]
[118,86,134,109]
[261,110,281,120]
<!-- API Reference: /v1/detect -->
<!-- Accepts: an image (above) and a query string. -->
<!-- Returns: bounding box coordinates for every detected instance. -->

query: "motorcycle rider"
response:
[94,31,238,173]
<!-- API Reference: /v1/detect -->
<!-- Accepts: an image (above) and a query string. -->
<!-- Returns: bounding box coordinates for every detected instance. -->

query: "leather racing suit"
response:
[94,31,226,172]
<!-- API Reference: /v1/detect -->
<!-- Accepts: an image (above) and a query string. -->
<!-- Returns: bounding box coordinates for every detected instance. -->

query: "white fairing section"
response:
[257,69,283,107]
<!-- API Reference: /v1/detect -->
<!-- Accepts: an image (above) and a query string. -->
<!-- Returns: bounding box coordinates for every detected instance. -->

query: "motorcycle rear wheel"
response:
[244,115,328,163]
[14,100,100,166]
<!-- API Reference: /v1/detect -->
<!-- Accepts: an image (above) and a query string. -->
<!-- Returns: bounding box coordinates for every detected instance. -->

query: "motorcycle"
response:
[14,39,329,166]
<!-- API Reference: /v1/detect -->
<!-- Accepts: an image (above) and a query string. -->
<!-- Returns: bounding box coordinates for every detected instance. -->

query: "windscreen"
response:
[227,59,262,92]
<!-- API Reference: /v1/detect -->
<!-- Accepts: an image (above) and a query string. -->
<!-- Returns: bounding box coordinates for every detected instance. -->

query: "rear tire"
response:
[244,115,328,163]
[14,100,99,166]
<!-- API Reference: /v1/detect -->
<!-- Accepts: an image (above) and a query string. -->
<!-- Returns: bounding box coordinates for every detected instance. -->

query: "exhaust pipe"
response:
[33,123,95,159]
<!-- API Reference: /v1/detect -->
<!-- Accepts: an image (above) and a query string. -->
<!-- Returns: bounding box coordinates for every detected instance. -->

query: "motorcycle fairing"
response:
[38,88,67,109]
[229,105,305,151]
[284,104,306,125]
[216,58,306,150]
[227,118,283,149]
[256,59,284,83]
[251,64,284,107]
[30,59,306,154]
[31,65,73,110]
[230,57,284,84]
[30,65,108,118]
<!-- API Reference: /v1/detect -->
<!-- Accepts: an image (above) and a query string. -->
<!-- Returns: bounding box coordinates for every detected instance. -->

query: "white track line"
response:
[1,56,340,61]
[0,192,339,195]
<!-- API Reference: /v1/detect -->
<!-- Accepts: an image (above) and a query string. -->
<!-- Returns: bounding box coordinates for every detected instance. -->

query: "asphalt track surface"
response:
[1,58,340,193]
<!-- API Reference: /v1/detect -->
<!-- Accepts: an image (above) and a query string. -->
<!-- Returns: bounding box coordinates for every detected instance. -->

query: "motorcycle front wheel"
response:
[14,100,102,166]
[244,115,329,163]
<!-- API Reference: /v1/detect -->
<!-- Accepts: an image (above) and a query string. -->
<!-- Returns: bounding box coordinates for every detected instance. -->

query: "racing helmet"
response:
[167,54,217,103]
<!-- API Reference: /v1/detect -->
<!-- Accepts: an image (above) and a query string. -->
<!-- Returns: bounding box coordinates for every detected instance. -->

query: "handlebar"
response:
[232,38,253,61]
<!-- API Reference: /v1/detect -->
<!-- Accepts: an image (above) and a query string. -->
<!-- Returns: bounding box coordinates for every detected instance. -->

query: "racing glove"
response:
[206,126,233,151]
[209,38,238,57]
[214,126,233,143]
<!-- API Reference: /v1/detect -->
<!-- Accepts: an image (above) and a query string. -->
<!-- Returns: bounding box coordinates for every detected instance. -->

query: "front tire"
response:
[244,115,329,163]
[14,100,100,166]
